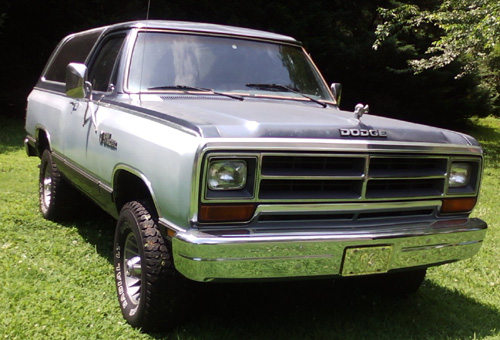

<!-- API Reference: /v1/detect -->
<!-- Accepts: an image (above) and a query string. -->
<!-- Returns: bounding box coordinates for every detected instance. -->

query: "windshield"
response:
[128,32,333,102]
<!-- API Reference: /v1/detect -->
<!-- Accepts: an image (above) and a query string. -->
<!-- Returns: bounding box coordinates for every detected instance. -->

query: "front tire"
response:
[114,201,182,330]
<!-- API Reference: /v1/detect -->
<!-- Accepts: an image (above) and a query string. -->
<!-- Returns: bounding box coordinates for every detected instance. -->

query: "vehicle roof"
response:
[93,20,300,45]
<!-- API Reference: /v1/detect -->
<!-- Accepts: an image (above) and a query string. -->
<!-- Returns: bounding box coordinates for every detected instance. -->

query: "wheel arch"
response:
[36,127,51,156]
[113,166,161,217]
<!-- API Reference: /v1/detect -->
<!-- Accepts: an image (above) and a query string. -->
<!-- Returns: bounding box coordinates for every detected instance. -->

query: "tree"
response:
[0,0,492,126]
[0,13,6,30]
[374,0,500,114]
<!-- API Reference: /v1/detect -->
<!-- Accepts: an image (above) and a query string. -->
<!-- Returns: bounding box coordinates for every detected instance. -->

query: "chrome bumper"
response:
[171,218,487,282]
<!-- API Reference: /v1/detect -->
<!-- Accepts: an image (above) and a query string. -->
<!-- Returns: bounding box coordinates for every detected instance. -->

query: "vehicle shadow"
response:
[152,278,500,340]
[61,198,116,264]
[66,198,499,340]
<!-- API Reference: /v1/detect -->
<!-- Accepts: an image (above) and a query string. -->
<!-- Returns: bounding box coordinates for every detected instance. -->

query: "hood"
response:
[120,95,478,146]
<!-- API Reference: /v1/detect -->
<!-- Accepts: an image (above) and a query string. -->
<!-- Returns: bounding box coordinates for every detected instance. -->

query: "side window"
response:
[44,30,102,83]
[88,36,126,93]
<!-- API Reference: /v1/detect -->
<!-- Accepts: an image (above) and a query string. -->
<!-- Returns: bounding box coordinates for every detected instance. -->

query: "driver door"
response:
[62,34,126,199]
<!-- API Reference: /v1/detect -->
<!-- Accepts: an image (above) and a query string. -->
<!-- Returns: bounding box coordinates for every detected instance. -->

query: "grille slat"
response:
[366,179,445,198]
[257,208,435,223]
[261,156,365,177]
[369,158,447,178]
[260,179,363,199]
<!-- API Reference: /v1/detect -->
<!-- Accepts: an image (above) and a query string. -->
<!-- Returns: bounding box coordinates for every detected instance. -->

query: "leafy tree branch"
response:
[374,0,500,114]
[375,1,500,74]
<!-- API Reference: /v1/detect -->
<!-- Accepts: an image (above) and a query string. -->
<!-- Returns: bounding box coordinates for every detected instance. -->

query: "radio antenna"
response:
[146,0,151,21]
[139,0,151,103]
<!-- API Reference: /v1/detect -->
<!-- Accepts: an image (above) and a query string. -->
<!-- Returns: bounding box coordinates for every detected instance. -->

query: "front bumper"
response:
[171,218,487,282]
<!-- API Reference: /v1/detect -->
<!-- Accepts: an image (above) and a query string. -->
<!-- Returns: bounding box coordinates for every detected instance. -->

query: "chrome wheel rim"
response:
[123,230,142,305]
[41,164,52,209]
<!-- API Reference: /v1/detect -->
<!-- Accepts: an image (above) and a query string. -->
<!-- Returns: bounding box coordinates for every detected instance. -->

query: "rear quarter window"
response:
[43,29,102,83]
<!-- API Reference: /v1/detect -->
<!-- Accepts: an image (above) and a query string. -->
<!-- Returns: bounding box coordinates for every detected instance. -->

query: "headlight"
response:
[449,163,471,188]
[208,160,247,190]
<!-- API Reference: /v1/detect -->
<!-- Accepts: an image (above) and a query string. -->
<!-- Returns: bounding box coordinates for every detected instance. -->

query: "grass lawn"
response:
[1,115,499,340]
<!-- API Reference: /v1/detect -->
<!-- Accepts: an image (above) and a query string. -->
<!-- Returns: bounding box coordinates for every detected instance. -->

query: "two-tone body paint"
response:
[25,20,488,282]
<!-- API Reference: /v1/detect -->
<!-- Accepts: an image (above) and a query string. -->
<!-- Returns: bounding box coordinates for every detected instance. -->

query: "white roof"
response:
[103,20,300,45]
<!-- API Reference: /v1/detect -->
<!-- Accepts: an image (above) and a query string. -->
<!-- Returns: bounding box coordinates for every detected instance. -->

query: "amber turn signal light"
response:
[199,204,256,222]
[441,197,477,213]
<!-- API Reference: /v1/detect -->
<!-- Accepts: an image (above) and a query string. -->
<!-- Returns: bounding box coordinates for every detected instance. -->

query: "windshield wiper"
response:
[246,83,327,108]
[147,85,244,101]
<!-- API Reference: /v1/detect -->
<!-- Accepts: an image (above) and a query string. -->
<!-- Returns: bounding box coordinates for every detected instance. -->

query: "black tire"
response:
[114,201,183,330]
[39,149,70,220]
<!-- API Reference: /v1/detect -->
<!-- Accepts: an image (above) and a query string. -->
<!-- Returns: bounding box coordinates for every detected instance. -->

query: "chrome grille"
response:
[258,154,448,201]
[199,151,481,226]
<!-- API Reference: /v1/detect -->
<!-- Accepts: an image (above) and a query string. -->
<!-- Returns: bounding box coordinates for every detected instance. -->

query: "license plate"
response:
[342,245,393,276]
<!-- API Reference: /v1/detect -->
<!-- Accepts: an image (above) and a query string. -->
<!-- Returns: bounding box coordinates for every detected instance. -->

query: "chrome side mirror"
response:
[330,83,342,105]
[66,63,90,99]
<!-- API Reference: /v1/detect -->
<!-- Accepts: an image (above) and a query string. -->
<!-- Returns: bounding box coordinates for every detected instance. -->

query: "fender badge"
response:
[99,131,118,150]
[340,128,387,138]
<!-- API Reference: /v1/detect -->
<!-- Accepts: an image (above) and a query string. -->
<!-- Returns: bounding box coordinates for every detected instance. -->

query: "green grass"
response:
[1,116,499,340]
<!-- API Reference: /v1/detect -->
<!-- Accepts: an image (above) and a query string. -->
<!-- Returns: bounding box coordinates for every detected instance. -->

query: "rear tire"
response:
[39,149,70,220]
[114,201,184,330]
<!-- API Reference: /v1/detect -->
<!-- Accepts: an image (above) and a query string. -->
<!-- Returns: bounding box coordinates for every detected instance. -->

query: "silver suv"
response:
[25,21,487,329]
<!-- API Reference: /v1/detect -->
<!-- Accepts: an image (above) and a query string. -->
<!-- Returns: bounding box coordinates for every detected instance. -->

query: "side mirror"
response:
[66,63,90,99]
[330,83,342,105]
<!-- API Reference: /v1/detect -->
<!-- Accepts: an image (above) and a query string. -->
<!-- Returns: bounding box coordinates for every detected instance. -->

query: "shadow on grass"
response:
[62,198,500,340]
[0,116,28,154]
[151,278,499,340]
[465,120,500,167]
[60,197,116,264]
